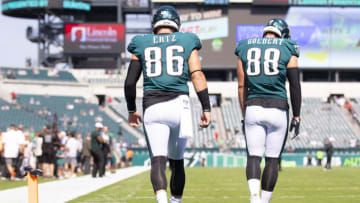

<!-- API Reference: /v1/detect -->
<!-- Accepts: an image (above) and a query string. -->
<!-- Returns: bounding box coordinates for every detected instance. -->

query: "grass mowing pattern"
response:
[69,167,360,203]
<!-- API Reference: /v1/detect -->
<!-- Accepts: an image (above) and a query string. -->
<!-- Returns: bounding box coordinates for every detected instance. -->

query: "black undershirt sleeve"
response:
[287,68,302,117]
[124,60,142,113]
[196,88,211,112]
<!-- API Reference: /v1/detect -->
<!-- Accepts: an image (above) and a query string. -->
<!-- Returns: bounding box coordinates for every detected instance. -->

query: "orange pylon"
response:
[27,173,39,203]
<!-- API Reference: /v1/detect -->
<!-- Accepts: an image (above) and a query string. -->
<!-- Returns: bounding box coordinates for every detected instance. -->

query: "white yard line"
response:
[0,166,150,203]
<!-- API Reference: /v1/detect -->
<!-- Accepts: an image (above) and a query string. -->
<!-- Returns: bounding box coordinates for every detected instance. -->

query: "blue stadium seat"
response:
[1,67,77,82]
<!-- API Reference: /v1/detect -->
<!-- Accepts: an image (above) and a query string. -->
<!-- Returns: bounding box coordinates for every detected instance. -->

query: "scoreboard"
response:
[64,24,125,56]
[253,0,360,6]
[1,0,91,13]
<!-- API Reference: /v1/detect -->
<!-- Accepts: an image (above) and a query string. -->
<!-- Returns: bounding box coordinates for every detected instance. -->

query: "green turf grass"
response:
[68,167,360,203]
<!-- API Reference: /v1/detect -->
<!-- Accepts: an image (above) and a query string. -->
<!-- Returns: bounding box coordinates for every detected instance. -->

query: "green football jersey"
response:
[235,37,299,101]
[127,32,202,93]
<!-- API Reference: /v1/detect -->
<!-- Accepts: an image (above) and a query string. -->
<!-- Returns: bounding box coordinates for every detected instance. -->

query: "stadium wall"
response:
[0,79,98,103]
[132,152,360,168]
[203,82,360,98]
[2,79,360,99]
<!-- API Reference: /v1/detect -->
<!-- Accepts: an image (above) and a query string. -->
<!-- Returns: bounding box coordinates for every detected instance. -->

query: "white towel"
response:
[179,95,193,138]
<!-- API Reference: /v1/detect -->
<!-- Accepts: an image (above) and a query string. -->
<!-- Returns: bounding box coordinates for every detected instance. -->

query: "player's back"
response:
[128,32,201,93]
[235,37,299,101]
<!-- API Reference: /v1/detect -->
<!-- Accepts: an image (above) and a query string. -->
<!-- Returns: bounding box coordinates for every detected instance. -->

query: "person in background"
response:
[111,138,120,169]
[324,138,335,171]
[56,145,65,179]
[90,123,104,178]
[75,133,83,173]
[10,92,17,104]
[40,125,56,178]
[126,148,134,167]
[316,150,324,166]
[0,130,4,177]
[32,132,43,170]
[65,132,78,178]
[58,131,68,146]
[3,124,24,180]
[15,125,26,178]
[120,144,127,168]
[23,132,34,169]
[81,133,92,175]
[101,126,111,176]
[200,150,206,167]
[306,152,312,166]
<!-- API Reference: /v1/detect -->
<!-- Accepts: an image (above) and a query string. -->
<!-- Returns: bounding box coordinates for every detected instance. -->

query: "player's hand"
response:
[128,111,142,128]
[200,111,211,128]
[289,117,300,139]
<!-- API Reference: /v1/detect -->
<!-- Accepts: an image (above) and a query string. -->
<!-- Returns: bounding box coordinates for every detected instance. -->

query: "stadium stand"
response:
[0,98,47,132]
[190,98,218,148]
[16,94,138,144]
[221,97,246,148]
[109,97,144,134]
[351,98,360,117]
[346,98,360,129]
[0,67,77,82]
[108,96,360,149]
[87,78,124,84]
[287,98,359,149]
[14,93,354,150]
[70,69,131,84]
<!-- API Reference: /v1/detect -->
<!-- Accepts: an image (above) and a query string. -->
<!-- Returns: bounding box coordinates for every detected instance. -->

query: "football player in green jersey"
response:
[125,5,211,203]
[235,18,302,203]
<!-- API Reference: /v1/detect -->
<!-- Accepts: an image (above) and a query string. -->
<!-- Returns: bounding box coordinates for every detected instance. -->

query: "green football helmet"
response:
[152,5,181,33]
[263,18,291,39]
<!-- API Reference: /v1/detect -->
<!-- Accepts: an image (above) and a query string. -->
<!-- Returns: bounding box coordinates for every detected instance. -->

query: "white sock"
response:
[261,190,273,203]
[156,191,168,203]
[248,179,261,197]
[169,196,182,203]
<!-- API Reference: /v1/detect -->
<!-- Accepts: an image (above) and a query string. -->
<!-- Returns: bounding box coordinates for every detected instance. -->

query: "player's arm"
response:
[237,57,247,118]
[124,54,143,128]
[287,55,301,136]
[189,49,211,128]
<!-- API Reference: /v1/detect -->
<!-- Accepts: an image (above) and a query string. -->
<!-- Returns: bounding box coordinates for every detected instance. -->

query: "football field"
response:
[69,167,360,203]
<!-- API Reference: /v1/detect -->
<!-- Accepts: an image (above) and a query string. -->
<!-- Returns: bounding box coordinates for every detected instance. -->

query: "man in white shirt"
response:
[2,125,24,180]
[65,133,78,178]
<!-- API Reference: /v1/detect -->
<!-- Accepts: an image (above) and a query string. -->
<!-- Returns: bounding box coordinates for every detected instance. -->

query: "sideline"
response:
[0,166,150,203]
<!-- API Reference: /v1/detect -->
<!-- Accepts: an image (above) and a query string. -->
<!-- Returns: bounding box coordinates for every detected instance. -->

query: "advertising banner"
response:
[236,25,315,46]
[179,9,228,41]
[286,7,360,68]
[181,17,228,41]
[236,7,360,68]
[64,24,125,55]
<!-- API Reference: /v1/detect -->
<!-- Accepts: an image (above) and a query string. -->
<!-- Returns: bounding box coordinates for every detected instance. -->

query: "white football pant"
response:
[143,95,192,160]
[245,105,288,158]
